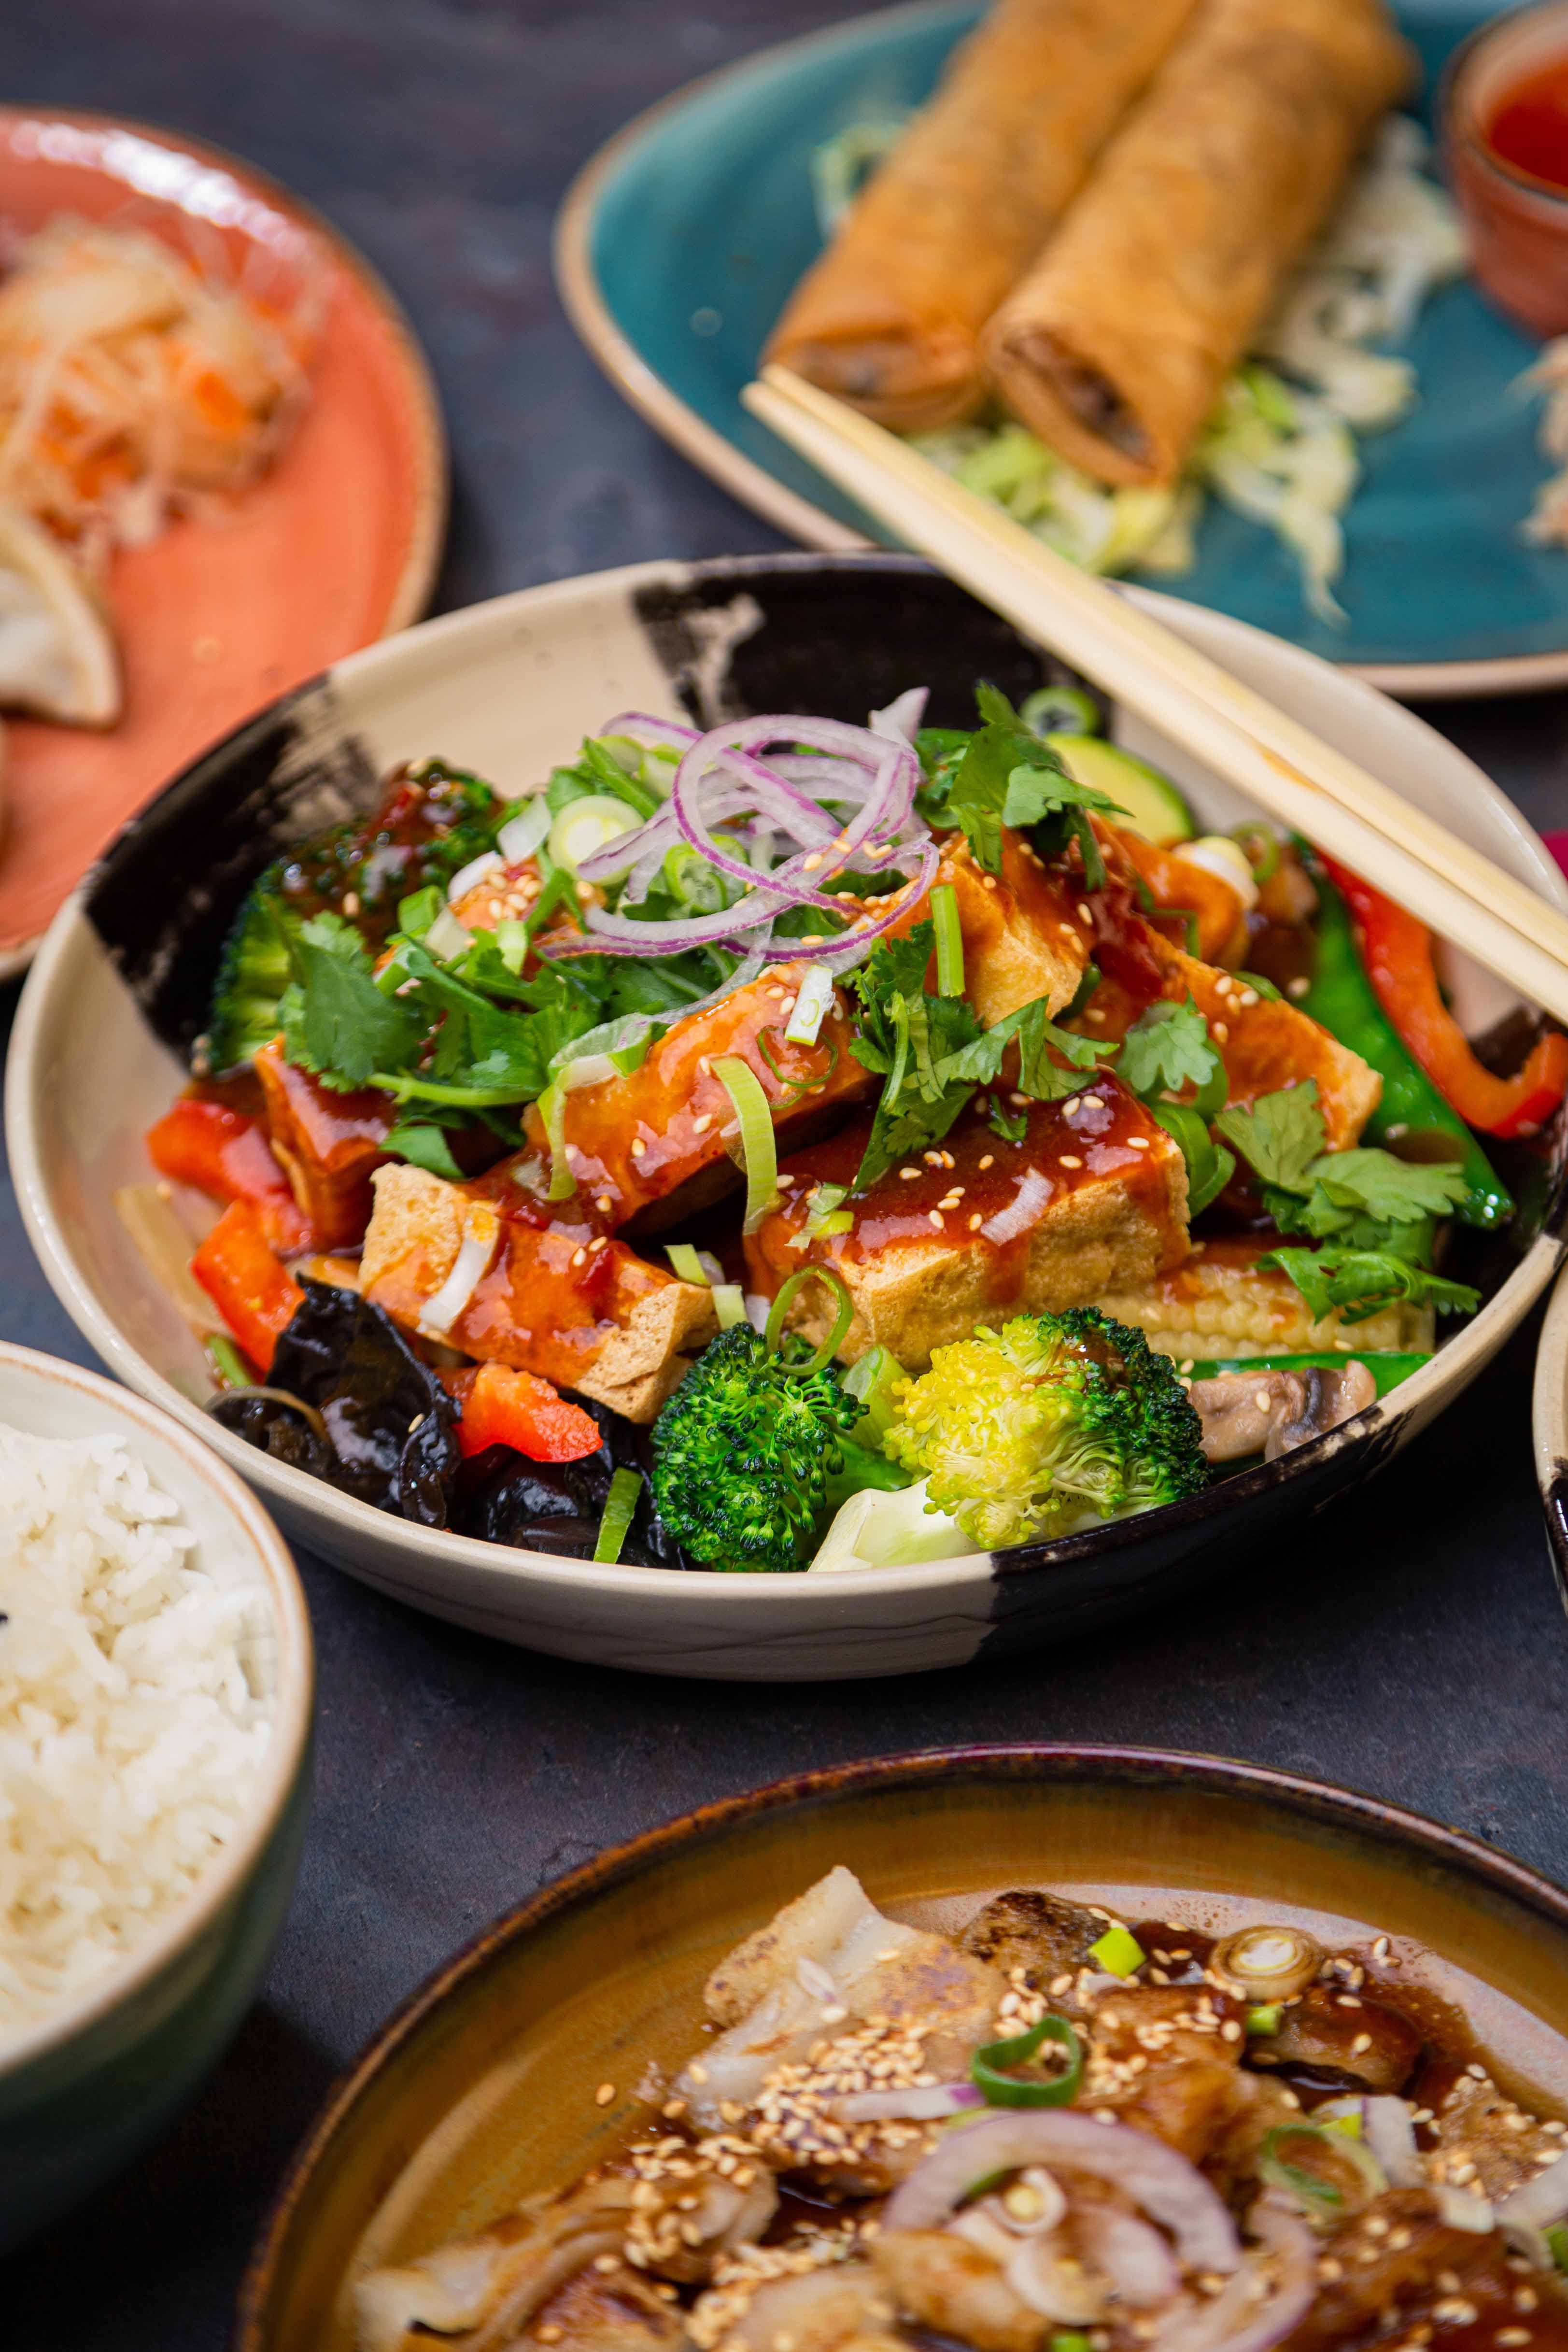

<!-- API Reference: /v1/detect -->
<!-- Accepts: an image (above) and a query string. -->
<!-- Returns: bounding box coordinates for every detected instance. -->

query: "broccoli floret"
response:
[651,1326,862,1572]
[205,867,294,1073]
[883,1307,1206,1551]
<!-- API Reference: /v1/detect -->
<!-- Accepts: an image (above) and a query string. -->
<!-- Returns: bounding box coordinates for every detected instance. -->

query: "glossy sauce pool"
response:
[1487,53,1568,191]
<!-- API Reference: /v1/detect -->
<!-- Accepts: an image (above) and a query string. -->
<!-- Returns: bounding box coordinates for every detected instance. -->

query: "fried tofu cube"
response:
[746,1077,1189,1372]
[254,1039,394,1249]
[898,832,1091,1024]
[360,1163,716,1422]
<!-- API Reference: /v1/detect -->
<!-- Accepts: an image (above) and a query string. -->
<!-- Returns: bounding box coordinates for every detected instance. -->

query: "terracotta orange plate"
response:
[0,107,447,977]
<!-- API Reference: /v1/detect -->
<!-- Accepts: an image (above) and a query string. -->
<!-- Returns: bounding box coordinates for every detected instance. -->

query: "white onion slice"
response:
[424,908,473,963]
[1076,2205,1181,2308]
[497,800,551,865]
[420,1207,501,1337]
[869,686,928,744]
[1362,2096,1424,2189]
[1152,2204,1315,2352]
[447,849,504,905]
[1435,2188,1495,2233]
[1499,2151,1568,2232]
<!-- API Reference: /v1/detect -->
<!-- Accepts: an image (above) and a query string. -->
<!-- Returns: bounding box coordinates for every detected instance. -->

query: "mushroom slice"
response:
[1187,1363,1378,1464]
[0,504,120,726]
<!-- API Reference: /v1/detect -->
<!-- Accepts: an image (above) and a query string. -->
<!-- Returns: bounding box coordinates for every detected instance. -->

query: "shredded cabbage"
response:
[1519,340,1568,548]
[891,119,1466,620]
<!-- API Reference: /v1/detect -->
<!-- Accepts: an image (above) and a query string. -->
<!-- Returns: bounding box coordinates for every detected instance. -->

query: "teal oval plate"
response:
[557,0,1566,697]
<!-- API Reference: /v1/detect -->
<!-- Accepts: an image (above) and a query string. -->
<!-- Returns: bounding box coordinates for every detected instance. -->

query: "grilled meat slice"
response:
[1082,1982,1248,2162]
[353,2177,636,2352]
[1249,1983,1422,2094]
[359,1163,715,1422]
[522,2263,687,2352]
[695,2259,897,2352]
[1428,2069,1568,2203]
[873,2230,1047,2352]
[958,1890,1107,1996]
[747,1081,1188,1371]
[1278,2186,1502,2352]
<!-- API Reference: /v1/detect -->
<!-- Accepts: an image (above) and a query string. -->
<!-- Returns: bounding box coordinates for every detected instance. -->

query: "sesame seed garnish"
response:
[596,1194,614,1216]
[979,1153,995,1169]
[595,2081,616,2106]
[571,1247,586,1269]
[1128,1135,1150,1150]
[631,1138,647,1158]
[928,1210,944,1229]
[1060,1154,1083,1169]
[693,1113,713,1134]
[1213,1020,1229,1042]
[899,1165,921,1180]
[1351,2031,1372,2054]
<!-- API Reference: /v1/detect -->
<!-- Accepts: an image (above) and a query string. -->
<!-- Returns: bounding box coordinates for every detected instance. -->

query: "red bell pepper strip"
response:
[147,1099,312,1251]
[1320,854,1568,1140]
[444,1361,602,1462]
[191,1202,304,1376]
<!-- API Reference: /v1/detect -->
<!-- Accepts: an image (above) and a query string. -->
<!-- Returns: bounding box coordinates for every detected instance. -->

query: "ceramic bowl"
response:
[1531,1260,1568,1611]
[235,1743,1568,2352]
[9,553,1567,1681]
[0,1342,313,2251]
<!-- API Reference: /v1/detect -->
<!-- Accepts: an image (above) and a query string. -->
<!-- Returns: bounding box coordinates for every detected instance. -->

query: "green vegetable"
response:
[1089,1923,1146,1978]
[1051,2334,1093,2352]
[820,1437,914,1517]
[205,878,295,1071]
[883,1308,1206,1550]
[1021,685,1100,738]
[714,1056,779,1233]
[1246,2004,1283,2035]
[537,1079,576,1202]
[1185,1351,1429,1399]
[972,2014,1083,2108]
[712,1285,748,1331]
[204,1333,253,1391]
[383,1120,467,1181]
[1546,2224,1568,2274]
[547,793,641,877]
[650,1325,861,1572]
[1117,997,1227,1115]
[1148,1101,1235,1217]
[1300,858,1510,1229]
[1258,1247,1479,1327]
[593,1468,643,1564]
[1046,734,1194,848]
[279,913,424,1090]
[664,1242,708,1286]
[763,1267,855,1376]
[847,921,983,1188]
[932,882,964,996]
[1259,2123,1386,2219]
[946,684,1122,879]
[844,1344,909,1443]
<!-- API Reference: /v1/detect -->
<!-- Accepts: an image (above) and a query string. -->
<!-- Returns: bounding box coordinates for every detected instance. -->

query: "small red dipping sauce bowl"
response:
[1445,0,1568,335]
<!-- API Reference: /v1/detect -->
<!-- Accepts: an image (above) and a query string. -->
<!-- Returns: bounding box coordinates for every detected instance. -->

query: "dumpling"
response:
[0,503,120,726]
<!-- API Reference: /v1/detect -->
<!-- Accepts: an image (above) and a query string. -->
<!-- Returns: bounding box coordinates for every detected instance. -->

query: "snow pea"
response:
[1299,862,1511,1228]
[1183,1352,1429,1398]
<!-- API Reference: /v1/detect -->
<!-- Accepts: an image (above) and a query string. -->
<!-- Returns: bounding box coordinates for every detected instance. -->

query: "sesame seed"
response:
[1214,1020,1229,1043]
[928,1210,944,1229]
[1128,1135,1150,1150]
[1288,976,1309,998]
[1060,1154,1083,1169]
[1497,2331,1533,2345]
[979,1153,995,1170]
[900,1165,921,1180]
[1180,1358,1195,1373]
[982,875,998,892]
[693,1113,713,1134]
[1077,903,1094,925]
[595,2081,616,2106]
[1084,1095,1105,1111]
[688,2063,708,2083]
[538,2328,564,2342]
[596,1194,614,1216]
[1373,1936,1390,1960]
[1351,2032,1372,2054]
[630,1138,647,1158]
[571,1247,586,1268]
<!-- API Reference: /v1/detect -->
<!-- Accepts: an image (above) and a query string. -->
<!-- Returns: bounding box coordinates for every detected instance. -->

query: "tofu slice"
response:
[746,1077,1189,1372]
[359,1163,716,1422]
[254,1038,395,1248]
[896,831,1090,1023]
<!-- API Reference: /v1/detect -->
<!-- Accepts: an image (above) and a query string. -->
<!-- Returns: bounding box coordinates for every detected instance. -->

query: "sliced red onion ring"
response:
[1362,2097,1423,2189]
[830,2083,984,2124]
[1498,2151,1568,2232]
[882,2111,1240,2274]
[599,710,700,750]
[752,840,940,962]
[1075,2206,1182,2310]
[1152,2203,1315,2352]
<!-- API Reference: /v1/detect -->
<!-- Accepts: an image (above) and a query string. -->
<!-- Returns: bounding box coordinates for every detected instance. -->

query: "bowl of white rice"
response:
[0,1340,312,2251]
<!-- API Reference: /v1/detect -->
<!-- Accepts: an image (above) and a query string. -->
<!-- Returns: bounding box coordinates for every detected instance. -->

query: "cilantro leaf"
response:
[384,1120,467,1180]
[986,1096,1029,1144]
[946,691,1119,877]
[1117,998,1223,1103]
[1260,1247,1480,1327]
[1215,1081,1326,1192]
[938,995,1099,1101]
[848,918,983,1188]
[279,913,423,1091]
[1293,1148,1470,1228]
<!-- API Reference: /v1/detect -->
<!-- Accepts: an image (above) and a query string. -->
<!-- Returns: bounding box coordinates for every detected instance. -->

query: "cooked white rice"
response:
[0,1420,274,2040]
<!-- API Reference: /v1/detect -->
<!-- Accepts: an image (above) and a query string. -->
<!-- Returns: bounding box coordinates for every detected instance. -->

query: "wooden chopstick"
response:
[744,365,1568,1029]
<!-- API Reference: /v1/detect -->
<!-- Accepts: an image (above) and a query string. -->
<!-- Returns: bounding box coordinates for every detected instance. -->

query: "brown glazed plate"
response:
[8,555,1568,1681]
[235,1743,1568,2351]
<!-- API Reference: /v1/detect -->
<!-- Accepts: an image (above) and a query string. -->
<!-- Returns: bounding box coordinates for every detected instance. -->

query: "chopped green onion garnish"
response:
[714,1056,778,1233]
[1051,2333,1094,2352]
[785,963,835,1046]
[803,1181,852,1243]
[1246,2004,1282,2036]
[1547,2224,1568,2274]
[593,1468,642,1563]
[537,1080,576,1202]
[1259,2123,1385,2218]
[1089,1923,1145,1978]
[204,1333,253,1390]
[1237,970,1283,1003]
[665,1242,708,1285]
[972,2013,1083,2108]
[711,1284,749,1331]
[1231,822,1282,884]
[844,1344,908,1441]
[932,882,964,997]
[764,1265,854,1376]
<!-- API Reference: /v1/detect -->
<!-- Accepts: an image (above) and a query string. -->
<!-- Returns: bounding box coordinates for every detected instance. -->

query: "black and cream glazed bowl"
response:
[1531,1262,1568,1616]
[8,554,1568,1681]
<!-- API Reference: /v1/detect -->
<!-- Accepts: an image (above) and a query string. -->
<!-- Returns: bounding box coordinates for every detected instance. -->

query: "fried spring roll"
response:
[981,0,1413,485]
[764,0,1201,432]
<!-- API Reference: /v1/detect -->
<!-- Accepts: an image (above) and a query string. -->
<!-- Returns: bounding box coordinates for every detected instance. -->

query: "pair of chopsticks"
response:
[744,365,1568,1029]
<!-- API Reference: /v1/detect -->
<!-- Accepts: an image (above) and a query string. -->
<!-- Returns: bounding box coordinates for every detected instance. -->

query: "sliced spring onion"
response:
[537,1081,577,1203]
[424,907,473,963]
[1021,686,1099,738]
[548,793,642,877]
[1259,2123,1386,2219]
[972,2015,1083,2109]
[803,1181,851,1243]
[496,797,551,865]
[1231,821,1282,884]
[593,1468,643,1563]
[1548,2224,1568,2274]
[420,1206,501,1336]
[113,1185,221,1336]
[446,849,503,905]
[843,1344,908,1441]
[785,963,835,1046]
[712,1283,749,1331]
[764,1265,854,1375]
[665,1242,707,1285]
[1088,1924,1145,1978]
[932,882,964,997]
[1050,2334,1093,2352]
[1246,2004,1283,2036]
[204,1332,253,1390]
[713,1055,778,1233]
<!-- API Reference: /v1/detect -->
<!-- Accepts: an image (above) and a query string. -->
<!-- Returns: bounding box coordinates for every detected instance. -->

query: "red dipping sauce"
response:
[1445,2,1568,336]
[1487,54,1568,190]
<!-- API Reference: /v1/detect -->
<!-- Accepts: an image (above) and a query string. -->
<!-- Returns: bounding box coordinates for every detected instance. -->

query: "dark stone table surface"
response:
[4,2,1568,2343]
